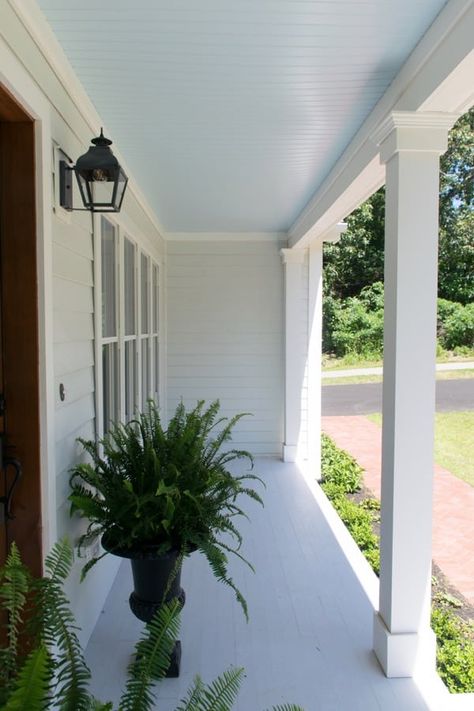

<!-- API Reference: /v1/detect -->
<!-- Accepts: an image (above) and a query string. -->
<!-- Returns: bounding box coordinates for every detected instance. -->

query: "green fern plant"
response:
[0,541,304,711]
[69,400,264,618]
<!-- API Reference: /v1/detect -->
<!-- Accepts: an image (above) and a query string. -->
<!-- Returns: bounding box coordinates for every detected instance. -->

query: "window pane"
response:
[124,238,136,336]
[141,338,150,406]
[141,254,149,334]
[125,340,137,422]
[101,218,116,338]
[152,264,159,333]
[102,342,118,432]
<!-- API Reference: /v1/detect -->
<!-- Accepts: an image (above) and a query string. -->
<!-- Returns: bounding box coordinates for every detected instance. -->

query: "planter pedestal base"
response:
[129,590,185,678]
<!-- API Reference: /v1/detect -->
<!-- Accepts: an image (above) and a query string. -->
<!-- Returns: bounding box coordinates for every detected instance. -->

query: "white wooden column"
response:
[372,112,457,677]
[307,224,346,477]
[281,248,306,462]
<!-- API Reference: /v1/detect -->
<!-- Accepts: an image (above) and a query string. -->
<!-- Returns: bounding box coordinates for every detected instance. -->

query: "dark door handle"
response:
[0,457,22,522]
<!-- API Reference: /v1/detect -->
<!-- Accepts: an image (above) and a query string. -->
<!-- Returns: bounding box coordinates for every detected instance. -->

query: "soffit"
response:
[37,0,447,232]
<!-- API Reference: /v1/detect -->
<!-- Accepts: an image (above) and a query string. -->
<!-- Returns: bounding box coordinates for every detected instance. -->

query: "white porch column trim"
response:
[372,111,457,678]
[308,224,347,477]
[281,248,306,462]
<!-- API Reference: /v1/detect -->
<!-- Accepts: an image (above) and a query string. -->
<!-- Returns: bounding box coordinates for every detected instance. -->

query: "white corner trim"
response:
[280,247,306,264]
[7,0,167,244]
[167,232,288,243]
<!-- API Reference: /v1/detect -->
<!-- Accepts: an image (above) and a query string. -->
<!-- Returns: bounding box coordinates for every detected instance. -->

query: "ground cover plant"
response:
[320,433,474,693]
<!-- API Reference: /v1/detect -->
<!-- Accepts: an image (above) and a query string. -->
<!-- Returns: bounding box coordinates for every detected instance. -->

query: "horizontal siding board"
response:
[53,277,94,313]
[53,218,94,260]
[54,311,94,344]
[55,418,95,481]
[54,341,94,377]
[53,242,93,286]
[167,240,284,456]
[55,393,95,443]
[55,367,95,409]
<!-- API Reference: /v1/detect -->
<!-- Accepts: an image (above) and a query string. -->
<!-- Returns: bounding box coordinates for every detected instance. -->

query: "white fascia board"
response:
[7,0,167,246]
[289,0,474,248]
[167,232,288,243]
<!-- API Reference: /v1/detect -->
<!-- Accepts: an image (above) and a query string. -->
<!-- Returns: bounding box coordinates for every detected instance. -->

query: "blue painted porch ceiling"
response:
[38,0,447,232]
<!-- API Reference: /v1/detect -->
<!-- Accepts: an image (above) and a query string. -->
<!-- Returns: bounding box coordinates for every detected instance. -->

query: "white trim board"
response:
[167,232,288,243]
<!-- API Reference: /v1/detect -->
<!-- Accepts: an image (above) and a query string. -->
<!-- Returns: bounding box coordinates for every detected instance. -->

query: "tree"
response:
[438,107,474,304]
[323,188,385,299]
[323,107,474,304]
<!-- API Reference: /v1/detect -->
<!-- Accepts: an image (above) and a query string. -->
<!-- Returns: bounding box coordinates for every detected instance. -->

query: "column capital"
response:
[372,111,458,164]
[280,247,306,265]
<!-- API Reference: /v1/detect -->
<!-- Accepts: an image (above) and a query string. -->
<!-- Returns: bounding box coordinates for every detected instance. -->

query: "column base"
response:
[282,444,297,462]
[373,612,436,678]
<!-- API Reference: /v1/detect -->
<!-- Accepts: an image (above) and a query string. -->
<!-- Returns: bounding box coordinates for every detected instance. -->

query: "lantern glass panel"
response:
[90,177,117,209]
[114,168,128,211]
[76,171,93,209]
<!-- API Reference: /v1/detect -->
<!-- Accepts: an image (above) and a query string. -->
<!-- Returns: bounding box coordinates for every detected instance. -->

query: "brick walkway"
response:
[322,415,474,606]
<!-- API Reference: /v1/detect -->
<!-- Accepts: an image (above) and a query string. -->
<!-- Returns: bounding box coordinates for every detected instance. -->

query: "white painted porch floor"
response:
[84,459,450,711]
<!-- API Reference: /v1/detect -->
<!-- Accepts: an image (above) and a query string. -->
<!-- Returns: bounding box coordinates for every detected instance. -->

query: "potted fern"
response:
[69,400,263,674]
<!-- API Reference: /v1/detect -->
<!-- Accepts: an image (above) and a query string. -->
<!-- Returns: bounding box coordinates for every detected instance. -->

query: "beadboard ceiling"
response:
[38,0,447,233]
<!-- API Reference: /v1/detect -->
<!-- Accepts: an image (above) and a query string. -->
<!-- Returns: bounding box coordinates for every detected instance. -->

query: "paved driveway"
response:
[322,378,474,416]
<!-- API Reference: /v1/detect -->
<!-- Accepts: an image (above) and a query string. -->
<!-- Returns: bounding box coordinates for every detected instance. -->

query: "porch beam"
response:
[372,111,457,677]
[281,248,306,462]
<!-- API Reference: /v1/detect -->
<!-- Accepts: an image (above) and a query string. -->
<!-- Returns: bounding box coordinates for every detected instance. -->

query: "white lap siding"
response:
[167,239,285,456]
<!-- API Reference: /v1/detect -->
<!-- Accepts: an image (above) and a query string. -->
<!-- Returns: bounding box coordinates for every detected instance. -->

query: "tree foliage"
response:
[323,107,474,305]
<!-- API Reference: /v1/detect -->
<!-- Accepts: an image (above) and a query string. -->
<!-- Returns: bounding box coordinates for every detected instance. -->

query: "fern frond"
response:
[188,667,245,711]
[34,542,92,711]
[44,538,73,584]
[269,706,306,711]
[174,675,205,711]
[118,599,181,711]
[0,542,30,687]
[2,644,51,711]
[199,540,249,621]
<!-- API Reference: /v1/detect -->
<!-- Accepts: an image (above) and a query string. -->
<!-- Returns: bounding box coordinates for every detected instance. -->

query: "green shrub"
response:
[322,295,343,353]
[321,434,362,493]
[431,607,474,693]
[323,289,474,358]
[320,435,379,573]
[442,303,474,350]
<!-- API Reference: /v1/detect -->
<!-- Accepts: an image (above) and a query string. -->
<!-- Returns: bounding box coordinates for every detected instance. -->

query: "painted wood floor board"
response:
[85,459,437,710]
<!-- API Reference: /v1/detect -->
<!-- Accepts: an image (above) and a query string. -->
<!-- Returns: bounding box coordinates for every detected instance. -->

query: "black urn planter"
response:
[102,536,185,677]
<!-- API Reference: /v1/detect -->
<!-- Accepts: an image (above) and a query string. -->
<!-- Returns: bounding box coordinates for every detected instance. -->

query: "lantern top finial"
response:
[91,128,112,147]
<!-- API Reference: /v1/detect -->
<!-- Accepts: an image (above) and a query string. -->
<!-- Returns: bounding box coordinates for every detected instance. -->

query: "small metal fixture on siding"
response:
[59,129,128,213]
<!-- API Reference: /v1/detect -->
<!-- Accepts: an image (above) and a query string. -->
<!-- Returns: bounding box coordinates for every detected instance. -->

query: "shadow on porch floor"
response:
[84,459,446,710]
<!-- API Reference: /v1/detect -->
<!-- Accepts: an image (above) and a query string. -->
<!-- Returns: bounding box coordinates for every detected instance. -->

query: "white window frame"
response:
[94,216,164,439]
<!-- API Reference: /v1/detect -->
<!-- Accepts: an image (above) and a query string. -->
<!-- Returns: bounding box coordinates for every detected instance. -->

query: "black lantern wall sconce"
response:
[59,129,128,212]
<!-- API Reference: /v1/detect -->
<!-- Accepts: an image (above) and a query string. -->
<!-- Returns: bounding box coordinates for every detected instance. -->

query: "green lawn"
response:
[323,369,474,386]
[368,412,474,487]
[322,349,474,373]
